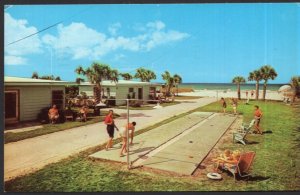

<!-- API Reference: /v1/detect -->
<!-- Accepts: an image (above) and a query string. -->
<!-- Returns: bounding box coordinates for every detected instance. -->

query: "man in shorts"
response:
[104,110,119,150]
[254,105,263,134]
[119,122,136,157]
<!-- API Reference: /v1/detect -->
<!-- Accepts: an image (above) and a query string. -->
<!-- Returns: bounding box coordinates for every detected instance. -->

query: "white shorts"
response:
[119,127,133,138]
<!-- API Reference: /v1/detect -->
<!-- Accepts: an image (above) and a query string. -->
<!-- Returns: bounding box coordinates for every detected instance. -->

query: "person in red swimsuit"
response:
[104,110,118,150]
[254,105,263,134]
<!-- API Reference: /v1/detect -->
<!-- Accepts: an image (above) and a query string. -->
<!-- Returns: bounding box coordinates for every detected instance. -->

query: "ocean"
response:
[179,83,285,91]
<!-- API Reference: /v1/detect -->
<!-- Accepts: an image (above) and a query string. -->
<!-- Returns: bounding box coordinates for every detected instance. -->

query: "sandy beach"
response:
[179,89,284,101]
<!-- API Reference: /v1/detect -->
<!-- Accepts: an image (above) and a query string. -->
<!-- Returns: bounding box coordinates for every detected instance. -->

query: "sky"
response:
[4,3,300,83]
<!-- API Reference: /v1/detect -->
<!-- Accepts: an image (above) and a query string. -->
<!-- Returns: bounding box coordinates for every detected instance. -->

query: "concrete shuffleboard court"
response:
[89,112,213,163]
[139,113,237,175]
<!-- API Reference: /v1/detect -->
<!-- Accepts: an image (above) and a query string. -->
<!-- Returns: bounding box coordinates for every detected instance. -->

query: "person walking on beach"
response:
[119,122,137,157]
[220,97,227,114]
[253,105,263,134]
[231,98,238,115]
[245,91,250,104]
[104,110,119,150]
[251,90,254,99]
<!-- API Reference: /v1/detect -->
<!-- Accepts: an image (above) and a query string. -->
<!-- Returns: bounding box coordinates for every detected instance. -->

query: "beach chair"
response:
[221,151,256,180]
[239,119,255,134]
[233,119,255,145]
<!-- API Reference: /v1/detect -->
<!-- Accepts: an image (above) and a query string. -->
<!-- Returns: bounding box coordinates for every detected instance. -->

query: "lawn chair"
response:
[233,119,255,145]
[221,151,256,180]
[239,119,255,134]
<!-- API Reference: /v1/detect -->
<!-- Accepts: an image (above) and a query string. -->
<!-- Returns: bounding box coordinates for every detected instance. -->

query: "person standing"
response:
[231,98,238,115]
[254,105,263,134]
[104,110,118,150]
[251,90,254,99]
[220,97,227,114]
[119,121,137,157]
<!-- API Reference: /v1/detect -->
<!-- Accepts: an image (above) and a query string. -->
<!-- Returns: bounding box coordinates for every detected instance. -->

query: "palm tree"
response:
[134,68,156,82]
[31,72,39,79]
[162,71,175,97]
[145,70,156,82]
[232,76,246,100]
[260,65,278,100]
[120,73,133,80]
[75,62,117,103]
[173,74,182,96]
[109,69,119,83]
[248,70,262,100]
[290,76,300,102]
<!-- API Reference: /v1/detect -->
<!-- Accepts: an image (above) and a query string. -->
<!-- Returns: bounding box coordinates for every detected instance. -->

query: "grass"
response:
[174,95,202,100]
[4,110,120,144]
[4,100,300,191]
[115,101,181,110]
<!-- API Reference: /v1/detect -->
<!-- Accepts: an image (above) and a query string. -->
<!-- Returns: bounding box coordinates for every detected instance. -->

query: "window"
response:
[129,88,134,93]
[52,90,64,109]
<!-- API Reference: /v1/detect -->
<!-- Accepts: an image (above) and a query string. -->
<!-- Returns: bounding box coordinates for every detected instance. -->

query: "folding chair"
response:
[221,151,256,180]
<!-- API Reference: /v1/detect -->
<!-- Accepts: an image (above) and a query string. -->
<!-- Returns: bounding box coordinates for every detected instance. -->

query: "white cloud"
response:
[42,20,189,60]
[5,55,27,65]
[4,13,43,65]
[108,22,121,36]
[146,21,166,31]
[144,30,189,51]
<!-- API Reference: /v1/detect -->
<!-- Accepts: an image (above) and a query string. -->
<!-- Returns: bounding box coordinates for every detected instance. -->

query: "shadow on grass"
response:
[262,130,273,134]
[222,170,270,181]
[245,175,271,181]
[245,140,260,145]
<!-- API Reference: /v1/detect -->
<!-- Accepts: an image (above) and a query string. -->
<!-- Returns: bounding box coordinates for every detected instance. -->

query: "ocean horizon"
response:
[179,83,286,91]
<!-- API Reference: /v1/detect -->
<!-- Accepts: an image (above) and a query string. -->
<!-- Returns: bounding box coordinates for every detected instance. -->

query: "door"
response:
[138,87,143,100]
[5,90,19,123]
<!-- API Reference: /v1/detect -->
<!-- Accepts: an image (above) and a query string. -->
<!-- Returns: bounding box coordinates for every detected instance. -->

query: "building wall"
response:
[115,86,151,105]
[5,86,65,121]
[78,85,116,97]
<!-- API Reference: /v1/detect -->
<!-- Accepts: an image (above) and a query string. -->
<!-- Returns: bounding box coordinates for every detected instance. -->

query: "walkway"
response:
[4,97,215,181]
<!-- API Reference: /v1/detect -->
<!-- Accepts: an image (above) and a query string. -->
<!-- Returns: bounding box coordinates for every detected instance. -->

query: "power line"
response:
[5,5,94,46]
[6,21,62,46]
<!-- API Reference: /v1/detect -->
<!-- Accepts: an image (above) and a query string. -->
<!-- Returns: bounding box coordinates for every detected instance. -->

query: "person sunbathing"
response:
[213,150,241,172]
[212,149,233,171]
[222,150,241,169]
[48,104,59,124]
[79,106,88,122]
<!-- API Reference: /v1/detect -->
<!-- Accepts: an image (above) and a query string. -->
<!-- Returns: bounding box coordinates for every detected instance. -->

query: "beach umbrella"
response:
[278,85,292,93]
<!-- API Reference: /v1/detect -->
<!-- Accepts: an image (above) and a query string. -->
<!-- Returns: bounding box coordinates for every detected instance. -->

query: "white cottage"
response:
[78,80,161,105]
[4,76,72,124]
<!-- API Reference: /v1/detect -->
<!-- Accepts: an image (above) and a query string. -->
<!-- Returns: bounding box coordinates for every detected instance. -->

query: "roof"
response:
[4,76,74,86]
[79,80,162,87]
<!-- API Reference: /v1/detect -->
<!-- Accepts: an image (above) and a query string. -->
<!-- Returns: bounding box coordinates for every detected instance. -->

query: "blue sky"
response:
[4,3,300,83]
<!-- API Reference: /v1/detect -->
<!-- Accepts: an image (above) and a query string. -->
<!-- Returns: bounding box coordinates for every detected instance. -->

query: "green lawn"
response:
[4,110,120,144]
[115,101,181,110]
[5,100,300,191]
[174,95,202,100]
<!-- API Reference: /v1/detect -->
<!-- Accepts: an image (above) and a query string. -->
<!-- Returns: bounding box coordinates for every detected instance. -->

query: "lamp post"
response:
[126,99,130,169]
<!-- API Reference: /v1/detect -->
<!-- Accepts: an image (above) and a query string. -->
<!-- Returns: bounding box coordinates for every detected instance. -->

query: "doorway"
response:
[138,87,143,100]
[5,90,19,123]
